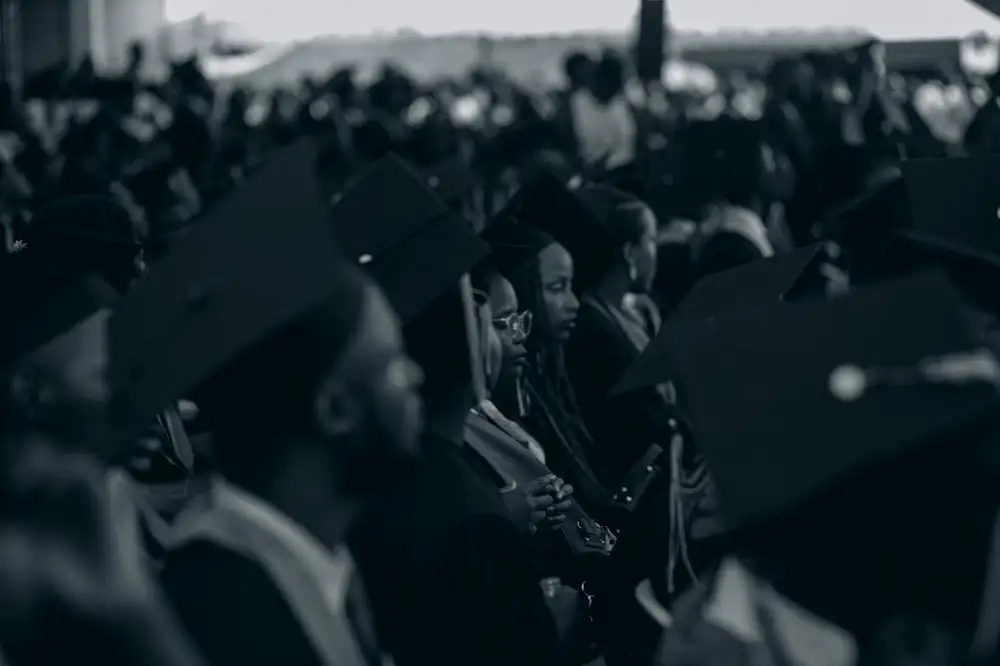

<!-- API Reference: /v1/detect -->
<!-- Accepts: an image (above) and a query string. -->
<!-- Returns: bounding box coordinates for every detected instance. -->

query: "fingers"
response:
[527,493,554,511]
[524,474,557,494]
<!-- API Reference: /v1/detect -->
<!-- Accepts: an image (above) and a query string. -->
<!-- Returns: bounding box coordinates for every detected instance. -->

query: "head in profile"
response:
[471,264,533,398]
[575,185,659,297]
[198,268,425,505]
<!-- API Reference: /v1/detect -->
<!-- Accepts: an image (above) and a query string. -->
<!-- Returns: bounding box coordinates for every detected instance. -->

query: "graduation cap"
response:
[833,155,1000,277]
[857,156,1000,312]
[612,244,831,396]
[330,154,490,403]
[816,167,904,268]
[0,260,118,369]
[510,171,614,293]
[897,156,1000,262]
[478,190,558,279]
[330,153,489,323]
[662,270,1000,529]
[871,232,1000,316]
[422,157,474,207]
[109,139,360,438]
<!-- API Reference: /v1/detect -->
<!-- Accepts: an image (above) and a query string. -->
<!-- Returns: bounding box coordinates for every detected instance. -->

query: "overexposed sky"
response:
[164,0,1000,42]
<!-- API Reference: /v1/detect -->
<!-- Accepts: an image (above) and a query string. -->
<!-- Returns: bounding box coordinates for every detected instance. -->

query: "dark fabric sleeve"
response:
[159,541,323,666]
[564,304,670,484]
[435,515,559,666]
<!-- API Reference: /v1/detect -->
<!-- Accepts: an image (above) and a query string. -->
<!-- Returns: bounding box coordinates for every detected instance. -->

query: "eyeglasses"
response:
[493,310,533,341]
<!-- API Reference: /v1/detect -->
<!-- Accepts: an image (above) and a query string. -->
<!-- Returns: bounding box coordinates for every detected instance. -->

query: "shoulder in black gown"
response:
[348,433,559,666]
[160,540,323,666]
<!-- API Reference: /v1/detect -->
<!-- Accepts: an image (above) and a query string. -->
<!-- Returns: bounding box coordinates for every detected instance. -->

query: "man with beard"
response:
[628,271,1000,666]
[338,156,561,666]
[109,142,424,666]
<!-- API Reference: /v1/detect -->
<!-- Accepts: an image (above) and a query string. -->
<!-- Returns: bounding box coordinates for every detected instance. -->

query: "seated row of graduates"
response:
[0,139,716,666]
[9,139,1000,666]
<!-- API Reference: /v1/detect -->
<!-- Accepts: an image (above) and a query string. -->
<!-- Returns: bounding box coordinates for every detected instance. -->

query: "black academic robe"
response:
[563,298,672,487]
[157,482,385,666]
[160,542,326,666]
[348,433,559,666]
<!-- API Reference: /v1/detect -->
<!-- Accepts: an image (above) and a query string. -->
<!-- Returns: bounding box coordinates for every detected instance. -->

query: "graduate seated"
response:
[337,155,580,666]
[110,142,413,666]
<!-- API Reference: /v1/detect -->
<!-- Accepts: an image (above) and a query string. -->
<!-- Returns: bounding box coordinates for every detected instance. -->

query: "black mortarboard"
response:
[109,140,363,438]
[897,155,1000,262]
[611,245,827,396]
[664,270,1000,529]
[823,172,905,272]
[479,200,558,280]
[423,157,474,208]
[871,232,1000,315]
[858,156,1000,312]
[512,171,613,293]
[330,154,490,404]
[330,153,489,323]
[0,259,118,369]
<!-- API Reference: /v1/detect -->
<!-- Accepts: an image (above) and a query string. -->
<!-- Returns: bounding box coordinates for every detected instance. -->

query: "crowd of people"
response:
[4,30,1000,666]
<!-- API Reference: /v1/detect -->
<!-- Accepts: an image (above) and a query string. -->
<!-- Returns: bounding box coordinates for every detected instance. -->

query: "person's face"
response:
[317,284,424,495]
[350,286,424,456]
[626,206,659,294]
[536,243,579,343]
[487,275,530,385]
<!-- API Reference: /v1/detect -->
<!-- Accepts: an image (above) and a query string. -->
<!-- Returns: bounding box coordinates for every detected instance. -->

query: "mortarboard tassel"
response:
[828,348,1000,403]
[666,429,700,595]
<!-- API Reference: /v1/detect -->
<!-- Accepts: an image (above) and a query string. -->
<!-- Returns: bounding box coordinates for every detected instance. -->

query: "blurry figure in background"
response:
[21,194,147,294]
[964,69,1000,156]
[19,194,196,481]
[694,119,775,278]
[571,51,638,175]
[0,264,204,666]
[553,51,594,163]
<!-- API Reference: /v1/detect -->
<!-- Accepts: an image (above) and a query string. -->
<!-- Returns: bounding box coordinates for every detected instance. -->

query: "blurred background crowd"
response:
[3,0,1000,304]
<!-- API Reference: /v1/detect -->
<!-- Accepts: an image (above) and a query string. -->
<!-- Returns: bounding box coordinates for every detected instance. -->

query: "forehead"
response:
[488,274,519,312]
[537,242,574,276]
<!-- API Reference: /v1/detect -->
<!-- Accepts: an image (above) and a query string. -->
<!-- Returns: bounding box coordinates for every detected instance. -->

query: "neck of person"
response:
[593,268,631,310]
[256,447,360,554]
[424,386,476,447]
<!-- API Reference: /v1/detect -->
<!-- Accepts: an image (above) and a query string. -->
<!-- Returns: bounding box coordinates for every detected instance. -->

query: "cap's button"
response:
[358,253,373,265]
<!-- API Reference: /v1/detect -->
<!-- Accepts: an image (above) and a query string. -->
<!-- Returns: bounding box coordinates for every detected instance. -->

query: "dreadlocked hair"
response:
[504,254,594,460]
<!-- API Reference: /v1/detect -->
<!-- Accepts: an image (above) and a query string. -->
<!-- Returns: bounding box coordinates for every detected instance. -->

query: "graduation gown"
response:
[464,404,613,576]
[157,480,386,666]
[348,433,559,666]
[563,295,673,487]
[645,558,857,666]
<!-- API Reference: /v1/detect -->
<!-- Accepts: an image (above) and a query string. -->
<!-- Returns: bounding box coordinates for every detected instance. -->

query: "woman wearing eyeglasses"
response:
[467,263,616,557]
[464,263,610,665]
